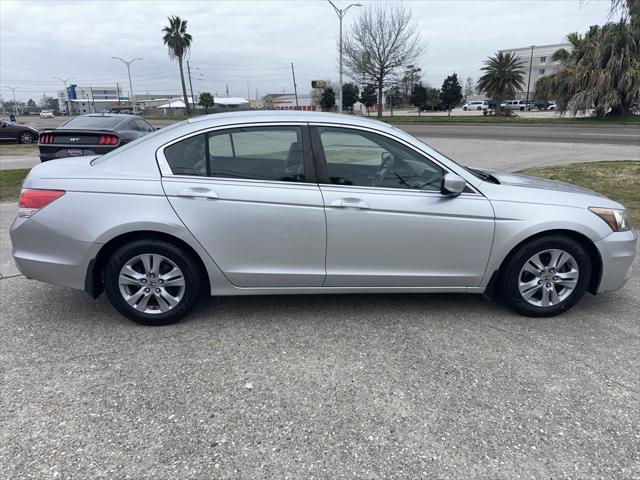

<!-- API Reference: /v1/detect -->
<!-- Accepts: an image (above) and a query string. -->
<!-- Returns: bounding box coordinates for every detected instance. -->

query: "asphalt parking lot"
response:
[1,252,639,478]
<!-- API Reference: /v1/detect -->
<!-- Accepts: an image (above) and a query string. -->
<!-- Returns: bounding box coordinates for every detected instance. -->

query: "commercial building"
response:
[57,85,126,114]
[263,93,316,111]
[497,43,570,99]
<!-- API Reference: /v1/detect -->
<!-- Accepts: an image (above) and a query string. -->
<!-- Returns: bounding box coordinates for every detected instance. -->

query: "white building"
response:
[498,43,570,99]
[57,85,125,114]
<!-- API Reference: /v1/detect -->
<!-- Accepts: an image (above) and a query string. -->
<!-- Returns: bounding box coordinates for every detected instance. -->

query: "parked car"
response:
[38,113,155,162]
[40,111,55,119]
[0,118,39,144]
[501,100,531,111]
[548,102,558,111]
[11,111,636,326]
[419,102,444,112]
[463,100,490,111]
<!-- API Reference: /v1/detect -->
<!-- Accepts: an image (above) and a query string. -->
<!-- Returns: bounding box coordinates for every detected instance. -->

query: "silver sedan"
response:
[10,111,637,325]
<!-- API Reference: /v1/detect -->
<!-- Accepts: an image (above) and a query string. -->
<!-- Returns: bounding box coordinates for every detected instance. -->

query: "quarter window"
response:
[163,126,305,182]
[316,127,444,191]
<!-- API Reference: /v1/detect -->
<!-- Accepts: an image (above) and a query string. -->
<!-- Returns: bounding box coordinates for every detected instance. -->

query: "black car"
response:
[0,118,39,144]
[38,114,155,162]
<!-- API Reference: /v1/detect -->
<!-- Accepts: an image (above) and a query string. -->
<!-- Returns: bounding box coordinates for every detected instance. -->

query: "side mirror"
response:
[440,173,466,196]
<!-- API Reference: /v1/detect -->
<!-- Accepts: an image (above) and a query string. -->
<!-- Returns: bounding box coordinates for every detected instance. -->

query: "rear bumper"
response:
[595,229,638,293]
[10,215,100,290]
[39,145,118,162]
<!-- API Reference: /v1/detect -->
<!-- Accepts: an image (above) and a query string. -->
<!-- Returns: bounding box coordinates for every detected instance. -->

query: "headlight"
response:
[589,207,632,232]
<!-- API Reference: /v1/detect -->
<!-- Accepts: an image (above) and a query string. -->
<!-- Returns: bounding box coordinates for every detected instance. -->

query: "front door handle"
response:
[330,198,369,209]
[177,187,219,200]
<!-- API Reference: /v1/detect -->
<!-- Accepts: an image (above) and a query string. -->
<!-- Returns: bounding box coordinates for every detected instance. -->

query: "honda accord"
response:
[11,111,637,325]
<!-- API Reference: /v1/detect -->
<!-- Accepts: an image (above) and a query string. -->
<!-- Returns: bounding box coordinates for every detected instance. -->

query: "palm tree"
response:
[476,52,526,115]
[162,16,193,115]
[547,17,639,117]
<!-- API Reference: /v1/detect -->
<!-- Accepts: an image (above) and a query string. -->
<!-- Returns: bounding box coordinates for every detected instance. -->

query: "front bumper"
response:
[594,229,638,293]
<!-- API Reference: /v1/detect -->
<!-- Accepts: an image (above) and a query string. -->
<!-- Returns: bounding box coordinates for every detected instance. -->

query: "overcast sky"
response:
[1,0,612,102]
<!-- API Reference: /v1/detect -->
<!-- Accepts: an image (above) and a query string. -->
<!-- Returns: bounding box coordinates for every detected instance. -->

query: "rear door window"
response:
[163,126,306,182]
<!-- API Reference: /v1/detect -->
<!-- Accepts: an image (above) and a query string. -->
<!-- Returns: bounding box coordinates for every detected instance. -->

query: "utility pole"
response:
[226,84,229,97]
[6,86,19,115]
[187,61,196,114]
[247,83,250,102]
[291,62,299,107]
[116,82,121,106]
[525,45,534,108]
[111,57,142,113]
[54,77,74,115]
[327,0,362,114]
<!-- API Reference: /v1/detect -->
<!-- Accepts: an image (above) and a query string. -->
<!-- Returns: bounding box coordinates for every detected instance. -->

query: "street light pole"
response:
[525,45,534,108]
[54,77,74,115]
[328,0,362,114]
[111,57,142,113]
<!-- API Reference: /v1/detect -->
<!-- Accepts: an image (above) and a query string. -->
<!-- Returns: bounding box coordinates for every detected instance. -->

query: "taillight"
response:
[98,134,118,145]
[18,189,65,218]
[39,134,54,144]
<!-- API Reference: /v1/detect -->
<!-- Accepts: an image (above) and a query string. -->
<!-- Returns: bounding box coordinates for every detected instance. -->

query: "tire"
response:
[500,235,592,317]
[463,107,468,111]
[477,106,482,110]
[104,239,203,326]
[19,131,35,144]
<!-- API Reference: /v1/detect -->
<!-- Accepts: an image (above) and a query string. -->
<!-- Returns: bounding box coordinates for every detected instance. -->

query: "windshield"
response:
[61,116,125,129]
[91,121,188,165]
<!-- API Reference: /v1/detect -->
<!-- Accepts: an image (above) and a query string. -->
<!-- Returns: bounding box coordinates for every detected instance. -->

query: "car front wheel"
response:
[104,239,203,325]
[20,132,35,144]
[500,235,592,317]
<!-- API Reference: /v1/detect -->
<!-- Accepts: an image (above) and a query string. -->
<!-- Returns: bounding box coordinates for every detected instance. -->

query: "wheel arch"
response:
[85,230,211,298]
[484,228,603,298]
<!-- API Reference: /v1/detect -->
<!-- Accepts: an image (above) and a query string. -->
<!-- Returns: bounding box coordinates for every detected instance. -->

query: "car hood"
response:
[484,169,605,197]
[474,168,624,210]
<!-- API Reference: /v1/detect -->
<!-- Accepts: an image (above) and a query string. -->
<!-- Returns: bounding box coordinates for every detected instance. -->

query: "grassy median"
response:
[0,168,30,202]
[0,144,38,157]
[521,161,640,225]
[382,115,640,125]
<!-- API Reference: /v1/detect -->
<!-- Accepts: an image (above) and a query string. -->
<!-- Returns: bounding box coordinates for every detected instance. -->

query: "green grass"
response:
[521,161,640,225]
[143,115,190,121]
[381,115,640,125]
[0,168,30,202]
[0,144,38,157]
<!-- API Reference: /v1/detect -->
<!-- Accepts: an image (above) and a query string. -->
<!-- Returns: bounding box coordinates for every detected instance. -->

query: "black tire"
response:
[463,107,468,111]
[19,131,35,144]
[500,235,592,317]
[104,239,203,326]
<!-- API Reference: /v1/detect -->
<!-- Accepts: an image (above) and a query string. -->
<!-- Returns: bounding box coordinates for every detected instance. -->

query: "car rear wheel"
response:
[19,131,35,144]
[463,107,468,111]
[104,239,203,326]
[500,235,592,317]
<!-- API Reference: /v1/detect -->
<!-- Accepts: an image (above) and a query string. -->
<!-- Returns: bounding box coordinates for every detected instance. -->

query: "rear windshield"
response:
[60,116,124,129]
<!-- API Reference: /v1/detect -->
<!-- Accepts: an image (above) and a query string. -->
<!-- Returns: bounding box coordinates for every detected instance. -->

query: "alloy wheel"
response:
[20,132,34,144]
[118,254,186,314]
[518,249,579,307]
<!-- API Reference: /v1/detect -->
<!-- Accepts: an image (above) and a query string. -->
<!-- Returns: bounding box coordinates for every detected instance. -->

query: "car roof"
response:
[186,110,393,131]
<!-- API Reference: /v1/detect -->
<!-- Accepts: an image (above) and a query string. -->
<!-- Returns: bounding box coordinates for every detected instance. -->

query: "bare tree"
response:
[342,3,423,117]
[463,77,475,100]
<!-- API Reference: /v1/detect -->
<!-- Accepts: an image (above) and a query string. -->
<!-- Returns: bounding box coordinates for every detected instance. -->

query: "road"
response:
[399,123,640,146]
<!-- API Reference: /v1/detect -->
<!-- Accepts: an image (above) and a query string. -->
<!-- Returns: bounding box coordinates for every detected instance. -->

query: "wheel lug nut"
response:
[144,287,150,293]
[538,280,542,285]
[155,288,161,293]
[546,283,552,288]
[553,276,559,281]
[150,274,155,278]
[158,279,164,284]
[141,279,147,284]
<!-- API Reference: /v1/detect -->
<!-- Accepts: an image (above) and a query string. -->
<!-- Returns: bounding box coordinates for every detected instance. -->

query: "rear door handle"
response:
[330,198,369,209]
[177,187,219,200]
